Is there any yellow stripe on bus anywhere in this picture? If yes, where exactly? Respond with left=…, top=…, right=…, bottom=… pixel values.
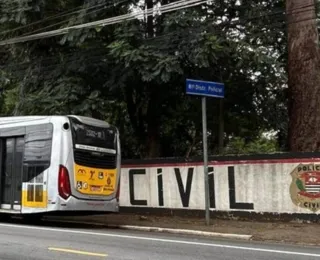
left=22, top=189, right=47, bottom=208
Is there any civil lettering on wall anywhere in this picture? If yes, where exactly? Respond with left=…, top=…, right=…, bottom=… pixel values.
left=119, top=159, right=320, bottom=214
left=124, top=165, right=255, bottom=211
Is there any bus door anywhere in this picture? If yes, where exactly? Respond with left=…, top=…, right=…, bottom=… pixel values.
left=0, top=137, right=24, bottom=211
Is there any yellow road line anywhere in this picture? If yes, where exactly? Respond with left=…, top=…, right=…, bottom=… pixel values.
left=48, top=247, right=107, bottom=257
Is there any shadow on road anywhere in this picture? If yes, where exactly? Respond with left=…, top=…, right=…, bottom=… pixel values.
left=0, top=215, right=115, bottom=231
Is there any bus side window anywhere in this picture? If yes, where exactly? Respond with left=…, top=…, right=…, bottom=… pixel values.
left=23, top=123, right=53, bottom=183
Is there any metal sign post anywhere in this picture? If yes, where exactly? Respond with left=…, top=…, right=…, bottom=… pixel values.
left=201, top=96, right=210, bottom=226
left=185, top=78, right=225, bottom=226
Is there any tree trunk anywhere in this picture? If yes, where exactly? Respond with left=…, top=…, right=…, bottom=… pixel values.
left=287, top=0, right=320, bottom=151
left=146, top=0, right=154, bottom=38
left=124, top=85, right=147, bottom=158
left=146, top=123, right=161, bottom=158
left=144, top=0, right=160, bottom=158
left=145, top=88, right=161, bottom=158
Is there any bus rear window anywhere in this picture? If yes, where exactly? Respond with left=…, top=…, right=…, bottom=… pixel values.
left=69, top=117, right=117, bottom=152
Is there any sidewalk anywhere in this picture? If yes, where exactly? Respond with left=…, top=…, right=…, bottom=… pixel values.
left=44, top=213, right=320, bottom=246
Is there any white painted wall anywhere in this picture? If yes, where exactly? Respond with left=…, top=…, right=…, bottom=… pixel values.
left=119, top=159, right=320, bottom=214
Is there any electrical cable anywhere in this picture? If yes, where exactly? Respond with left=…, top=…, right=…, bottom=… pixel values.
left=0, top=0, right=122, bottom=36
left=0, top=1, right=316, bottom=43
left=19, top=0, right=130, bottom=37
left=0, top=3, right=317, bottom=76
left=0, top=0, right=214, bottom=45
left=0, top=11, right=315, bottom=77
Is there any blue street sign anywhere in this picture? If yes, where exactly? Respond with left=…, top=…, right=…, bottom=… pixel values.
left=185, top=78, right=225, bottom=225
left=186, top=79, right=225, bottom=98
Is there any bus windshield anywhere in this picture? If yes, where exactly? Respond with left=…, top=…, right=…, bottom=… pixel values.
left=68, top=117, right=117, bottom=153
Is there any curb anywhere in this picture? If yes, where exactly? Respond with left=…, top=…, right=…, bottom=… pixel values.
left=116, top=225, right=252, bottom=240
left=42, top=218, right=252, bottom=240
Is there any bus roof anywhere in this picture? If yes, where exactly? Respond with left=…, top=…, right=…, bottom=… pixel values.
left=0, top=115, right=51, bottom=124
left=0, top=115, right=112, bottom=128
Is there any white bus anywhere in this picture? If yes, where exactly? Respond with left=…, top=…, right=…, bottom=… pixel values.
left=0, top=115, right=121, bottom=217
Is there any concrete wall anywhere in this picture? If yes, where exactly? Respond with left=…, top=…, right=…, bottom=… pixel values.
left=119, top=154, right=320, bottom=216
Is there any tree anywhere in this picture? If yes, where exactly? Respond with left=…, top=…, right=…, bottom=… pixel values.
left=106, top=1, right=288, bottom=158
left=287, top=0, right=320, bottom=151
left=0, top=0, right=289, bottom=158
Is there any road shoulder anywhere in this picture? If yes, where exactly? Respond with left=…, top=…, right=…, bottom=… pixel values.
left=43, top=213, right=320, bottom=246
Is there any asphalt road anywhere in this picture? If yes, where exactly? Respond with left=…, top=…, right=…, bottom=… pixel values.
left=0, top=221, right=320, bottom=260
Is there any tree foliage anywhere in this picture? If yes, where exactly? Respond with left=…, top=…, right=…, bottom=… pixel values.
left=0, top=0, right=289, bottom=158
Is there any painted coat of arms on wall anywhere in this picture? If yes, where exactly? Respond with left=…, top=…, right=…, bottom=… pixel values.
left=290, top=163, right=320, bottom=213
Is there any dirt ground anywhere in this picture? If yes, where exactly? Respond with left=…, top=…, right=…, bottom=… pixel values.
left=47, top=213, right=320, bottom=246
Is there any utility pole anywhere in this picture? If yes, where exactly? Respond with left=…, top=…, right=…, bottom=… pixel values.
left=287, top=0, right=320, bottom=151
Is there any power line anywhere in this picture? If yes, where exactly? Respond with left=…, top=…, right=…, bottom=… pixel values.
left=0, top=2, right=316, bottom=77
left=0, top=0, right=121, bottom=36
left=0, top=0, right=209, bottom=45
left=0, top=1, right=313, bottom=45
left=0, top=5, right=316, bottom=75
left=19, top=0, right=130, bottom=37
left=1, top=1, right=316, bottom=46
